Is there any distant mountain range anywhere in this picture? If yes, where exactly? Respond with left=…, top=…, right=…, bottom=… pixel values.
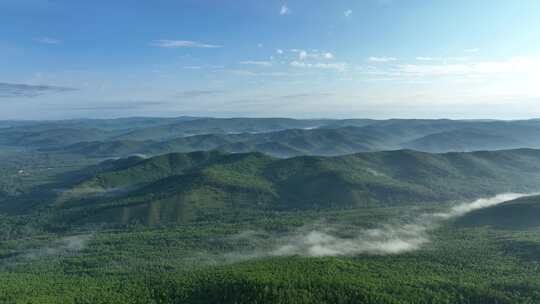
left=49, top=149, right=540, bottom=226
left=1, top=117, right=540, bottom=157
left=55, top=126, right=396, bottom=158
left=0, top=118, right=537, bottom=155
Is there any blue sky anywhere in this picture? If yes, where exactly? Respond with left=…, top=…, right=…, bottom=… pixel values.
left=1, top=0, right=539, bottom=120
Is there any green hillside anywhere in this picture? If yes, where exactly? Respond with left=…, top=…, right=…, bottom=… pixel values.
left=456, top=194, right=540, bottom=229
left=52, top=149, right=540, bottom=226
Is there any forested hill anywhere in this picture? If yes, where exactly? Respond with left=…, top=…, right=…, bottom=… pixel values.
left=51, top=148, right=540, bottom=226
left=455, top=194, right=540, bottom=229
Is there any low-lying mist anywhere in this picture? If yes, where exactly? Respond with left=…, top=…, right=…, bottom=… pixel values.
left=270, top=193, right=531, bottom=257
left=23, top=234, right=94, bottom=259
left=172, top=193, right=536, bottom=266
left=4, top=193, right=533, bottom=267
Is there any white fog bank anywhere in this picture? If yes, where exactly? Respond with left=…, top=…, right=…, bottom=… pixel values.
left=271, top=193, right=534, bottom=257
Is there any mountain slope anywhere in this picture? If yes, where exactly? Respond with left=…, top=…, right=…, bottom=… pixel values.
left=404, top=124, right=540, bottom=152
left=114, top=117, right=333, bottom=141
left=403, top=129, right=523, bottom=152
left=4, top=118, right=540, bottom=155
left=455, top=195, right=540, bottom=229
left=54, top=126, right=398, bottom=158
left=51, top=149, right=540, bottom=226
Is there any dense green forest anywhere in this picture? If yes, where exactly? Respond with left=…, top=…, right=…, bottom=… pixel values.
left=2, top=118, right=540, bottom=303
left=46, top=149, right=540, bottom=227
left=3, top=203, right=540, bottom=303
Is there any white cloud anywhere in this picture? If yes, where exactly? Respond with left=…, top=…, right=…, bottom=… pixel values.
left=280, top=4, right=290, bottom=15
left=344, top=9, right=353, bottom=17
left=398, top=63, right=471, bottom=76
left=183, top=66, right=203, bottom=70
left=368, top=56, right=397, bottom=62
left=229, top=70, right=258, bottom=76
left=415, top=57, right=437, bottom=61
left=33, top=37, right=62, bottom=44
left=398, top=57, right=540, bottom=78
left=183, top=65, right=224, bottom=70
left=240, top=61, right=272, bottom=67
left=151, top=40, right=222, bottom=48
left=276, top=49, right=284, bottom=54
left=297, top=50, right=335, bottom=60
left=415, top=56, right=470, bottom=62
left=354, top=57, right=540, bottom=103
left=290, top=61, right=347, bottom=71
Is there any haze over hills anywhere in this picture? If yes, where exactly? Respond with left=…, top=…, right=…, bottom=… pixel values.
left=56, top=126, right=396, bottom=158
left=1, top=117, right=540, bottom=157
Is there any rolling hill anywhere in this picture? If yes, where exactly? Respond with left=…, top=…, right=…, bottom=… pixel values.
left=455, top=195, right=540, bottom=229
left=50, top=149, right=540, bottom=226
left=56, top=126, right=397, bottom=158
left=404, top=123, right=540, bottom=152
left=113, top=117, right=333, bottom=141
left=29, top=118, right=540, bottom=158
left=403, top=129, right=524, bottom=152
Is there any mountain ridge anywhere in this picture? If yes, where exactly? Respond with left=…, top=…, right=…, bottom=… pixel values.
left=49, top=148, right=540, bottom=226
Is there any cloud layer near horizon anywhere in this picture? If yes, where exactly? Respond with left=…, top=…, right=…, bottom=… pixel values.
left=0, top=82, right=78, bottom=98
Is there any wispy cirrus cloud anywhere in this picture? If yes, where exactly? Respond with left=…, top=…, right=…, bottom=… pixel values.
left=64, top=100, right=163, bottom=111
left=239, top=60, right=272, bottom=67
left=289, top=49, right=334, bottom=60
left=290, top=61, right=347, bottom=71
left=33, top=37, right=62, bottom=44
left=398, top=57, right=540, bottom=77
left=368, top=56, right=397, bottom=62
left=227, top=92, right=334, bottom=106
left=415, top=56, right=470, bottom=62
left=183, top=65, right=224, bottom=70
left=229, top=70, right=258, bottom=76
left=298, top=50, right=334, bottom=60
left=176, top=89, right=225, bottom=98
left=151, top=40, right=222, bottom=48
left=415, top=57, right=438, bottom=61
left=356, top=56, right=540, bottom=100
left=279, top=93, right=334, bottom=100
left=358, top=57, right=540, bottom=80
left=0, top=82, right=78, bottom=98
